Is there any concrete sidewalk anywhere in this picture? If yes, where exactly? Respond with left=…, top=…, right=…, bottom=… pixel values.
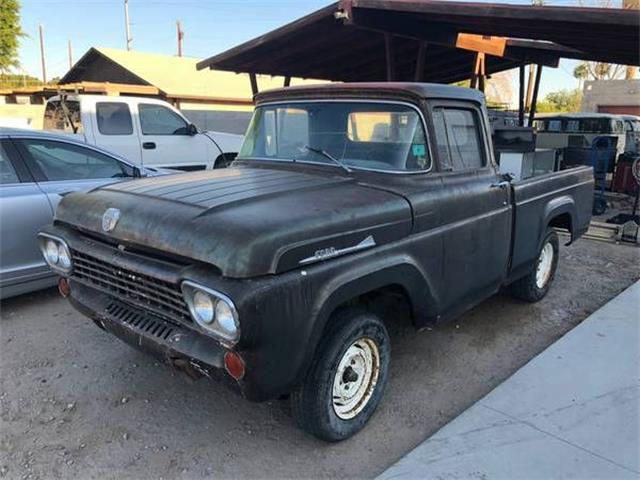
left=378, top=281, right=640, bottom=480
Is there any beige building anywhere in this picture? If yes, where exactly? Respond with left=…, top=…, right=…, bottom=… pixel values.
left=1, top=47, right=323, bottom=133
left=581, top=79, right=640, bottom=115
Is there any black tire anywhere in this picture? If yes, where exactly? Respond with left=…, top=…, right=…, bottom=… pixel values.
left=509, top=228, right=559, bottom=303
left=592, top=196, right=607, bottom=216
left=290, top=309, right=390, bottom=442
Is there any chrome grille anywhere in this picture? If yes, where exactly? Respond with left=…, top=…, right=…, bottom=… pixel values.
left=71, top=250, right=191, bottom=323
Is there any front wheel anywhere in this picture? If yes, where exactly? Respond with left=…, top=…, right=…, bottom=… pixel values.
left=290, top=309, right=390, bottom=442
left=509, top=228, right=559, bottom=302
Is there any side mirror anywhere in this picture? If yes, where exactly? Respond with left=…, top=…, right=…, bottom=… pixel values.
left=132, top=166, right=142, bottom=178
left=187, top=123, right=198, bottom=136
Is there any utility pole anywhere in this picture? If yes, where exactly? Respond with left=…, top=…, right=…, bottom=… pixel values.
left=176, top=20, right=184, bottom=57
left=39, top=24, right=47, bottom=84
left=124, top=0, right=133, bottom=51
left=67, top=40, right=73, bottom=70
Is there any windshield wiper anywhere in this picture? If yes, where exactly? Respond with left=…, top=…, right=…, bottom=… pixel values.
left=303, top=145, right=352, bottom=173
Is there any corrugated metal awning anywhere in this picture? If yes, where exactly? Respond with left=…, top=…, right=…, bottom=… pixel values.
left=196, top=0, right=639, bottom=83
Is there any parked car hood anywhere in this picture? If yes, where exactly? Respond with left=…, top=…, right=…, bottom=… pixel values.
left=55, top=166, right=412, bottom=278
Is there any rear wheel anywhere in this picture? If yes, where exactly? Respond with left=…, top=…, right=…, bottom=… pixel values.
left=509, top=227, right=559, bottom=302
left=290, top=309, right=390, bottom=442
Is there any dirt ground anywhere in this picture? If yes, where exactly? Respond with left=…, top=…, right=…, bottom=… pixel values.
left=1, top=238, right=638, bottom=480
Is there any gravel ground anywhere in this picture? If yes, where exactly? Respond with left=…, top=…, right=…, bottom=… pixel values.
left=1, top=238, right=638, bottom=480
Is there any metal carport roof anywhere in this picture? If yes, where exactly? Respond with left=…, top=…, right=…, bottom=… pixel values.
left=196, top=0, right=639, bottom=84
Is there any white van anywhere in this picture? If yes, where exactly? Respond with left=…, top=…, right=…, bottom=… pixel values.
left=533, top=113, right=628, bottom=156
left=43, top=94, right=243, bottom=170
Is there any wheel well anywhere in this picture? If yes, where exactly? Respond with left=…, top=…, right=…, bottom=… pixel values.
left=548, top=212, right=572, bottom=234
left=327, top=284, right=414, bottom=329
left=214, top=152, right=238, bottom=168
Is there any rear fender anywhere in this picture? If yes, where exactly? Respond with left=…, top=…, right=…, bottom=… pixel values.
left=543, top=195, right=577, bottom=246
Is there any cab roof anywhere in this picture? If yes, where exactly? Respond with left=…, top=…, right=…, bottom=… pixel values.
left=255, top=82, right=485, bottom=105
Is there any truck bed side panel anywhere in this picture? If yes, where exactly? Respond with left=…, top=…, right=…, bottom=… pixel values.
left=510, top=166, right=593, bottom=280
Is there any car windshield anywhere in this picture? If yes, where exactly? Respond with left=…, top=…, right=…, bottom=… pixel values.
left=238, top=102, right=431, bottom=172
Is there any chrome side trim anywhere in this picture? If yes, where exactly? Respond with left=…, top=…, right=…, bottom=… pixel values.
left=299, top=235, right=376, bottom=265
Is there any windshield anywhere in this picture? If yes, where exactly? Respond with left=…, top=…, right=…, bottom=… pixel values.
left=238, top=102, right=431, bottom=172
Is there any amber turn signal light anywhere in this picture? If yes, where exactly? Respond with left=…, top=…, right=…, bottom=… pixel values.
left=224, top=351, right=245, bottom=380
left=58, top=277, right=71, bottom=298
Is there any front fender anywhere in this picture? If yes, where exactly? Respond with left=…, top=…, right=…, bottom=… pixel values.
left=312, top=255, right=435, bottom=328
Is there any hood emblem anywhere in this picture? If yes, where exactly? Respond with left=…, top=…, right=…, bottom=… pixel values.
left=102, top=208, right=121, bottom=232
left=299, top=235, right=376, bottom=265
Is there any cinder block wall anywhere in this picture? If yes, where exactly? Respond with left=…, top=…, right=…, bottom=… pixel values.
left=0, top=104, right=45, bottom=129
left=581, top=79, right=640, bottom=113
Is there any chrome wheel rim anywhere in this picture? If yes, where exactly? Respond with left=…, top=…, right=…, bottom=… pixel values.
left=332, top=337, right=380, bottom=420
left=536, top=242, right=554, bottom=289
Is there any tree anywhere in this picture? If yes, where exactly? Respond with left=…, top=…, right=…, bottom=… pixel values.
left=537, top=89, right=582, bottom=113
left=573, top=63, right=589, bottom=88
left=0, top=0, right=25, bottom=73
left=573, top=60, right=626, bottom=82
left=0, top=73, right=41, bottom=89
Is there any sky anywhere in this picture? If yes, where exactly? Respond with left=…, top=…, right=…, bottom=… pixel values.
left=16, top=0, right=585, bottom=98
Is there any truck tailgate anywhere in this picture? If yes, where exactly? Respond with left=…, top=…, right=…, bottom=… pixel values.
left=510, top=166, right=593, bottom=277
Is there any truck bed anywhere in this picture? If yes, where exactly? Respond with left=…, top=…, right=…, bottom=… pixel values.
left=509, top=165, right=594, bottom=280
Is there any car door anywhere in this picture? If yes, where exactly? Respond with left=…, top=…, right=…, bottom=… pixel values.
left=0, top=139, right=54, bottom=293
left=137, top=102, right=212, bottom=170
left=12, top=137, right=137, bottom=212
left=427, top=101, right=512, bottom=312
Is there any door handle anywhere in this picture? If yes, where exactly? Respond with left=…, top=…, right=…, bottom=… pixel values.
left=142, top=142, right=156, bottom=150
left=490, top=180, right=510, bottom=189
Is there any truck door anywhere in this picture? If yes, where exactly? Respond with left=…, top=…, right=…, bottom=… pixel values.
left=91, top=101, right=143, bottom=164
left=136, top=102, right=212, bottom=170
left=429, top=102, right=512, bottom=311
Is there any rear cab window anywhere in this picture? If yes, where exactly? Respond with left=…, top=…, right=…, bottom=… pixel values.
left=96, top=102, right=134, bottom=135
left=43, top=99, right=83, bottom=134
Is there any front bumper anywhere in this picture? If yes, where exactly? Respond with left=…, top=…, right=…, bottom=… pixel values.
left=68, top=280, right=239, bottom=393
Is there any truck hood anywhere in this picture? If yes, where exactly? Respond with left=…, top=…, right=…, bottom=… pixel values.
left=55, top=166, right=412, bottom=278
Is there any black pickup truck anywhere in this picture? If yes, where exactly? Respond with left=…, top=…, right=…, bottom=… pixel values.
left=39, top=83, right=593, bottom=441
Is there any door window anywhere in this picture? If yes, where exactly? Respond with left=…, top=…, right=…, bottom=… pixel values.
left=96, top=102, right=133, bottom=135
left=18, top=139, right=133, bottom=181
left=139, top=104, right=189, bottom=135
left=432, top=107, right=485, bottom=171
left=0, top=145, right=20, bottom=184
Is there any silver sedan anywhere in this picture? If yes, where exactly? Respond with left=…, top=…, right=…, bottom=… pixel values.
left=0, top=127, right=165, bottom=299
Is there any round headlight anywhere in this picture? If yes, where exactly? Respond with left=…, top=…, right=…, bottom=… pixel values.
left=45, top=239, right=59, bottom=265
left=58, top=244, right=71, bottom=270
left=193, top=290, right=215, bottom=324
left=214, top=300, right=238, bottom=338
